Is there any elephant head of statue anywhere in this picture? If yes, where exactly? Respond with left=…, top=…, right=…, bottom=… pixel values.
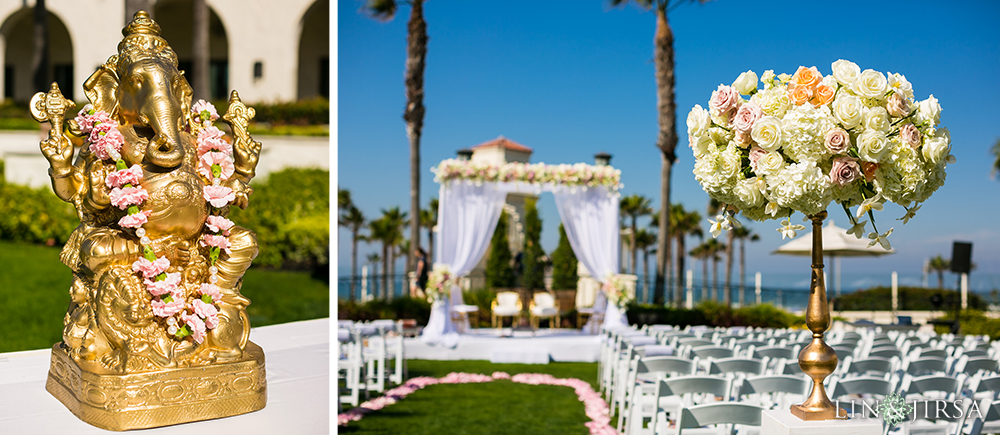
left=81, top=11, right=194, bottom=170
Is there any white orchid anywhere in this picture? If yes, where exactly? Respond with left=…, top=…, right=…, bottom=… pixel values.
left=867, top=228, right=894, bottom=250
left=708, top=214, right=736, bottom=238
left=898, top=204, right=921, bottom=224
left=765, top=202, right=780, bottom=217
left=777, top=218, right=806, bottom=240
left=847, top=219, right=868, bottom=239
left=856, top=194, right=884, bottom=219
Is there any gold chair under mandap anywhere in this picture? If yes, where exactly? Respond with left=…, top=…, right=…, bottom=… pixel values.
left=529, top=292, right=560, bottom=331
left=491, top=291, right=522, bottom=329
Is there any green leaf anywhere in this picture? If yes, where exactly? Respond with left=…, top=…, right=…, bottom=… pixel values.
left=210, top=246, right=220, bottom=265
left=116, top=159, right=127, bottom=170
left=143, top=246, right=157, bottom=262
left=202, top=294, right=213, bottom=304
left=174, top=325, right=191, bottom=338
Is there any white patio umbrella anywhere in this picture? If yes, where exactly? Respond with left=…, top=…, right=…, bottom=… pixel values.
left=772, top=220, right=894, bottom=297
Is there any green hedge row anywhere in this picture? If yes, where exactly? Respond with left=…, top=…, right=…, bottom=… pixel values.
left=0, top=164, right=78, bottom=244
left=338, top=297, right=432, bottom=325
left=833, top=286, right=986, bottom=311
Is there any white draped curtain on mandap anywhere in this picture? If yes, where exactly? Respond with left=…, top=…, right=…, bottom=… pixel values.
left=419, top=175, right=624, bottom=347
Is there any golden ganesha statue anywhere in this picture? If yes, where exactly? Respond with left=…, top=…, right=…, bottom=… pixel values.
left=31, top=11, right=266, bottom=430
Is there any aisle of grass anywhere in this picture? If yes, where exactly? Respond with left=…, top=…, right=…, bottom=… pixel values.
left=0, top=240, right=329, bottom=353
left=341, top=360, right=599, bottom=434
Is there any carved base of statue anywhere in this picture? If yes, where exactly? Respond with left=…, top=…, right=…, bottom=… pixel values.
left=46, top=341, right=266, bottom=431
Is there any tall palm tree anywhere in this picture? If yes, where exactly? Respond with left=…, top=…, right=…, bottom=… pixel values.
left=670, top=204, right=702, bottom=305
left=992, top=138, right=1000, bottom=179
left=366, top=252, right=381, bottom=299
left=380, top=207, right=409, bottom=300
left=610, top=0, right=710, bottom=306
left=620, top=194, right=653, bottom=276
left=690, top=243, right=709, bottom=301
left=421, top=197, right=438, bottom=262
left=338, top=188, right=353, bottom=211
left=338, top=205, right=366, bottom=302
left=367, top=218, right=392, bottom=299
left=733, top=226, right=759, bottom=305
left=928, top=255, right=951, bottom=290
left=365, top=0, right=428, bottom=276
left=634, top=227, right=657, bottom=303
left=703, top=238, right=724, bottom=300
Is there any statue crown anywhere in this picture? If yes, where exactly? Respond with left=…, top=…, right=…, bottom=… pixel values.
left=116, top=11, right=178, bottom=72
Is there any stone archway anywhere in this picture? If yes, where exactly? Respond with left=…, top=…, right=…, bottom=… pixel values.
left=297, top=0, right=328, bottom=100
left=0, top=8, right=74, bottom=101
left=153, top=0, right=230, bottom=100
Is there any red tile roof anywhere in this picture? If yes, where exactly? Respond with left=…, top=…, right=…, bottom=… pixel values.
left=471, top=136, right=533, bottom=153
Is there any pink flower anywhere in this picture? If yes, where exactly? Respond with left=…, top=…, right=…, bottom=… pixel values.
left=205, top=215, right=235, bottom=235
left=197, top=136, right=233, bottom=157
left=491, top=372, right=511, bottom=380
left=201, top=234, right=232, bottom=254
left=198, top=152, right=235, bottom=181
left=89, top=122, right=124, bottom=160
left=151, top=299, right=185, bottom=317
left=191, top=100, right=219, bottom=122
left=144, top=272, right=181, bottom=296
left=181, top=312, right=208, bottom=343
left=198, top=283, right=223, bottom=303
left=203, top=185, right=235, bottom=208
left=825, top=128, right=851, bottom=155
left=709, top=84, right=740, bottom=115
left=192, top=298, right=219, bottom=320
left=105, top=164, right=144, bottom=189
left=732, top=102, right=762, bottom=132
left=829, top=156, right=861, bottom=187
left=204, top=312, right=220, bottom=329
left=900, top=123, right=922, bottom=149
left=132, top=256, right=170, bottom=279
left=118, top=210, right=152, bottom=228
left=109, top=186, right=149, bottom=209
left=198, top=125, right=225, bottom=142
left=887, top=91, right=910, bottom=118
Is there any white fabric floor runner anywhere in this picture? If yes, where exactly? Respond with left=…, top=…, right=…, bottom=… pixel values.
left=405, top=329, right=601, bottom=364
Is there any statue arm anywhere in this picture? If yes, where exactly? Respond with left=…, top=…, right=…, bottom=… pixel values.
left=221, top=91, right=262, bottom=184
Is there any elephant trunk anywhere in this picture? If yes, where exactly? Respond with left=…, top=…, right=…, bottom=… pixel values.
left=143, top=99, right=185, bottom=169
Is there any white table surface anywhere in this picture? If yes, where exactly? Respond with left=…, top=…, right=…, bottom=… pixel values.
left=0, top=318, right=330, bottom=434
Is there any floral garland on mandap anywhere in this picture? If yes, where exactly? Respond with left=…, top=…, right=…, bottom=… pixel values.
left=601, top=274, right=633, bottom=310
left=74, top=99, right=235, bottom=343
left=424, top=264, right=454, bottom=303
left=337, top=371, right=616, bottom=435
left=688, top=60, right=952, bottom=249
left=432, top=159, right=623, bottom=193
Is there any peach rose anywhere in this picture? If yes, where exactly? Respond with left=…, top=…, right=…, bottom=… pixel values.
left=734, top=129, right=751, bottom=147
left=709, top=84, right=740, bottom=115
left=732, top=102, right=763, bottom=132
left=789, top=85, right=813, bottom=106
left=791, top=66, right=822, bottom=89
left=861, top=162, right=879, bottom=183
left=830, top=156, right=861, bottom=186
left=748, top=146, right=767, bottom=173
left=825, top=128, right=851, bottom=154
left=811, top=85, right=836, bottom=106
left=887, top=91, right=910, bottom=118
left=900, top=123, right=922, bottom=149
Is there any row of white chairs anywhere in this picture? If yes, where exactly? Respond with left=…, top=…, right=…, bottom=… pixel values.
left=337, top=319, right=407, bottom=408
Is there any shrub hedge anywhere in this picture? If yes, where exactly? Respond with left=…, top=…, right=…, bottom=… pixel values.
left=338, top=297, right=431, bottom=325
left=833, top=286, right=985, bottom=311
left=0, top=163, right=78, bottom=244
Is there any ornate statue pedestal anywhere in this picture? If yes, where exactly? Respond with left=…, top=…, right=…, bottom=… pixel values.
left=46, top=341, right=267, bottom=431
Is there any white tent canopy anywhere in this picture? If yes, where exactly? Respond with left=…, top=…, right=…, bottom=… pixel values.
left=773, top=220, right=894, bottom=297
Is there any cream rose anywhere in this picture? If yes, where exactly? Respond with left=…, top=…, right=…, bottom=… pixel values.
left=831, top=59, right=860, bottom=87
left=710, top=84, right=740, bottom=115
left=824, top=128, right=851, bottom=154
left=916, top=95, right=941, bottom=126
left=755, top=151, right=785, bottom=175
left=922, top=127, right=951, bottom=164
left=829, top=156, right=861, bottom=186
left=732, top=70, right=759, bottom=95
left=732, top=102, right=763, bottom=132
left=691, top=133, right=714, bottom=157
left=864, top=107, right=891, bottom=133
left=687, top=105, right=712, bottom=137
left=857, top=129, right=889, bottom=162
left=718, top=145, right=741, bottom=177
left=735, top=177, right=764, bottom=206
left=750, top=116, right=783, bottom=152
left=887, top=72, right=913, bottom=98
left=900, top=123, right=921, bottom=149
left=854, top=69, right=888, bottom=99
left=886, top=91, right=910, bottom=118
left=833, top=95, right=863, bottom=129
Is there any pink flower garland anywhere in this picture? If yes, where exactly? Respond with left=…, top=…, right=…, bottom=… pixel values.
left=336, top=371, right=615, bottom=434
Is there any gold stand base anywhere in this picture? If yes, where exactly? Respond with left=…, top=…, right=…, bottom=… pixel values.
left=46, top=341, right=267, bottom=431
left=790, top=403, right=838, bottom=421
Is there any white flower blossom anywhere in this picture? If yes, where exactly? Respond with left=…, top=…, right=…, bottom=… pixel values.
left=847, top=219, right=868, bottom=239
left=777, top=218, right=806, bottom=240
left=867, top=228, right=894, bottom=250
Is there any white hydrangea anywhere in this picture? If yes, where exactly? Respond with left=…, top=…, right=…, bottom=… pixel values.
left=734, top=176, right=766, bottom=208
left=693, top=143, right=742, bottom=205
left=766, top=161, right=833, bottom=216
left=780, top=105, right=837, bottom=163
left=750, top=86, right=791, bottom=118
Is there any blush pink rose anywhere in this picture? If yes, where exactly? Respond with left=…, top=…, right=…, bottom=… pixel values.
left=709, top=84, right=740, bottom=115
left=748, top=146, right=767, bottom=172
left=732, top=102, right=762, bottom=132
left=132, top=256, right=170, bottom=279
left=110, top=186, right=149, bottom=209
left=151, top=299, right=185, bottom=317
left=105, top=164, right=144, bottom=189
left=191, top=99, right=219, bottom=121
left=144, top=272, right=182, bottom=296
left=197, top=136, right=233, bottom=157
left=198, top=152, right=236, bottom=181
left=900, top=123, right=921, bottom=148
left=201, top=234, right=232, bottom=254
left=205, top=215, right=235, bottom=235
left=118, top=210, right=152, bottom=228
left=203, top=185, right=236, bottom=208
left=825, top=128, right=851, bottom=155
left=829, top=156, right=861, bottom=186
left=887, top=91, right=910, bottom=118
left=181, top=312, right=208, bottom=343
left=734, top=129, right=751, bottom=147
left=198, top=283, right=223, bottom=303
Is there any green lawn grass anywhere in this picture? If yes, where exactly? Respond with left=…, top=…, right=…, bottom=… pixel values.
left=0, top=240, right=328, bottom=353
left=341, top=360, right=598, bottom=434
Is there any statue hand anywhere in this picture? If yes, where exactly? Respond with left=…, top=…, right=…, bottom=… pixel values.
left=225, top=178, right=252, bottom=210
left=40, top=135, right=74, bottom=173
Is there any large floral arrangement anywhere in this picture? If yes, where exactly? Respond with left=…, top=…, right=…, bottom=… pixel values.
left=689, top=60, right=952, bottom=249
left=602, top=274, right=633, bottom=309
left=433, top=159, right=622, bottom=193
left=425, top=264, right=455, bottom=303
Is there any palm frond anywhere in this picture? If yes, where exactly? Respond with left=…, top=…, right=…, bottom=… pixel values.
left=364, top=0, right=397, bottom=21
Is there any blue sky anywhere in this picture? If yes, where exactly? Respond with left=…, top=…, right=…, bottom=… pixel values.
left=337, top=0, right=1000, bottom=290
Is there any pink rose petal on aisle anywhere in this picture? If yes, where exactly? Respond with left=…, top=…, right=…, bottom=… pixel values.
left=110, top=186, right=149, bottom=209
left=118, top=209, right=152, bottom=228
left=203, top=185, right=236, bottom=208
left=132, top=256, right=170, bottom=279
